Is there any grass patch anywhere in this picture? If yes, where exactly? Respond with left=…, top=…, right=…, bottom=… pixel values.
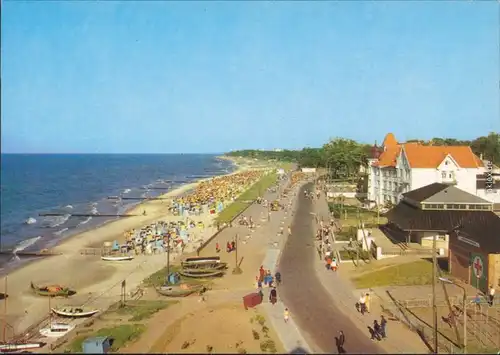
left=328, top=203, right=388, bottom=228
left=215, top=172, right=278, bottom=223
left=352, top=260, right=445, bottom=288
left=66, top=324, right=146, bottom=353
left=338, top=248, right=370, bottom=262
left=142, top=266, right=213, bottom=288
left=143, top=266, right=181, bottom=287
left=106, top=300, right=176, bottom=321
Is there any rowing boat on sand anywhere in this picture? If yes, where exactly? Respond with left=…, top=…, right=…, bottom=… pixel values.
left=101, top=255, right=134, bottom=262
left=51, top=306, right=99, bottom=318
left=178, top=269, right=225, bottom=278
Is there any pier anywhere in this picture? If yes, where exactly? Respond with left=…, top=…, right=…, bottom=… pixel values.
left=38, top=213, right=137, bottom=217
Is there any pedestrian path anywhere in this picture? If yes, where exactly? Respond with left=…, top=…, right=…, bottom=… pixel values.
left=261, top=301, right=312, bottom=354
left=313, top=192, right=431, bottom=354
left=259, top=181, right=314, bottom=354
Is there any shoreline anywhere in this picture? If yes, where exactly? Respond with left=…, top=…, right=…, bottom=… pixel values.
left=0, top=157, right=242, bottom=275
left=0, top=156, right=274, bottom=338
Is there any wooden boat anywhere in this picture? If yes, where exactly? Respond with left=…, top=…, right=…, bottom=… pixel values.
left=179, top=269, right=225, bottom=278
left=101, top=255, right=134, bottom=262
left=155, top=284, right=203, bottom=297
left=51, top=306, right=99, bottom=318
left=39, top=323, right=75, bottom=338
left=0, top=342, right=45, bottom=352
left=30, top=282, right=75, bottom=297
left=181, top=262, right=227, bottom=270
left=183, top=256, right=221, bottom=265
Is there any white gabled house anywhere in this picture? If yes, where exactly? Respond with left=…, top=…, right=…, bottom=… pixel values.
left=367, top=133, right=500, bottom=207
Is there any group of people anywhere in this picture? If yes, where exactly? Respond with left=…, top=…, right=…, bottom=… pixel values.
left=356, top=292, right=371, bottom=315
left=369, top=316, right=388, bottom=341
left=170, top=170, right=264, bottom=217
left=123, top=220, right=198, bottom=255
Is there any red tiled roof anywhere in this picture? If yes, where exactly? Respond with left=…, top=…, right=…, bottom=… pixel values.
left=382, top=133, right=398, bottom=147
left=403, top=144, right=484, bottom=169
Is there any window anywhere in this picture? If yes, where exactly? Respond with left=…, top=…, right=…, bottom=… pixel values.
left=442, top=172, right=447, bottom=178
left=445, top=161, right=449, bottom=165
left=446, top=204, right=454, bottom=209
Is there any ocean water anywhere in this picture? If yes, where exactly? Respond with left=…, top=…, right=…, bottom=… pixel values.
left=0, top=154, right=234, bottom=260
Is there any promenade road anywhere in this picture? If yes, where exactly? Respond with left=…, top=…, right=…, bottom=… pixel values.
left=278, top=182, right=384, bottom=354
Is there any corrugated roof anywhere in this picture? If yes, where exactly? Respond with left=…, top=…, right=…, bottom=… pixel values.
left=424, top=186, right=491, bottom=204
left=402, top=183, right=449, bottom=203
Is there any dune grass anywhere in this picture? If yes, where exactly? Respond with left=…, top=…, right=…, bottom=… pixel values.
left=106, top=300, right=177, bottom=322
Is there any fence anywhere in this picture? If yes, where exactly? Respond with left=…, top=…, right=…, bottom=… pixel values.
left=381, top=295, right=500, bottom=353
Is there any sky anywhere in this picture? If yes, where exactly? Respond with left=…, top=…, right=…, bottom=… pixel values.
left=1, top=1, right=499, bottom=154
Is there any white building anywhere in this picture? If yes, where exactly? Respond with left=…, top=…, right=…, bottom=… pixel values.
left=367, top=133, right=500, bottom=206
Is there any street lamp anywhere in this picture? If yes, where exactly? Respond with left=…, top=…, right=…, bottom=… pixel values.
left=439, top=277, right=467, bottom=354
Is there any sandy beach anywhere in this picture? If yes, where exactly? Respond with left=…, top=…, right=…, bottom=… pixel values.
left=0, top=157, right=273, bottom=339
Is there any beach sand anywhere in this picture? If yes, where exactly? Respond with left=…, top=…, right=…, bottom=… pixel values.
left=116, top=172, right=302, bottom=355
left=0, top=157, right=271, bottom=339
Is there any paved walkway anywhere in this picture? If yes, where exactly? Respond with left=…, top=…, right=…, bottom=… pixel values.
left=313, top=192, right=431, bottom=354
left=278, top=182, right=383, bottom=354
left=259, top=180, right=313, bottom=354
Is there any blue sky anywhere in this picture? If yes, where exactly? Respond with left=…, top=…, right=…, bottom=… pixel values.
left=1, top=1, right=498, bottom=153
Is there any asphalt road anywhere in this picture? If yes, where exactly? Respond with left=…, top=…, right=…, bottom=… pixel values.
left=278, top=182, right=384, bottom=354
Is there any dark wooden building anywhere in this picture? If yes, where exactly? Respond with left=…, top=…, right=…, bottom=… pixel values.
left=384, top=183, right=500, bottom=292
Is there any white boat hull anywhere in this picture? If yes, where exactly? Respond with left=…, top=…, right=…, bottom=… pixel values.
left=39, top=324, right=75, bottom=338
left=0, top=342, right=44, bottom=352
left=51, top=308, right=99, bottom=318
left=101, top=256, right=134, bottom=261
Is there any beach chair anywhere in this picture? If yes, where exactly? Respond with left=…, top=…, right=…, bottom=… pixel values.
left=112, top=240, right=120, bottom=252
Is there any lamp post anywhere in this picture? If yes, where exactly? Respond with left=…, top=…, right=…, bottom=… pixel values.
left=439, top=277, right=467, bottom=354
left=233, top=234, right=242, bottom=274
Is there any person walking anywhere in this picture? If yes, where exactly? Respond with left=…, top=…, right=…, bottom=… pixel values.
left=365, top=293, right=371, bottom=313
left=337, top=331, right=345, bottom=353
left=373, top=320, right=382, bottom=341
left=380, top=315, right=387, bottom=339
left=215, top=241, right=220, bottom=253
left=275, top=271, right=282, bottom=286
left=284, top=308, right=290, bottom=323
left=358, top=294, right=367, bottom=315
left=473, top=293, right=482, bottom=311
left=489, top=285, right=496, bottom=307
left=269, top=287, right=278, bottom=305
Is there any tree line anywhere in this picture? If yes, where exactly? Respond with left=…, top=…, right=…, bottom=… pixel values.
left=225, top=132, right=500, bottom=177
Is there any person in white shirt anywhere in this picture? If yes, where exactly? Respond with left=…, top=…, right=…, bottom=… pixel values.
left=358, top=294, right=367, bottom=315
left=489, top=285, right=496, bottom=306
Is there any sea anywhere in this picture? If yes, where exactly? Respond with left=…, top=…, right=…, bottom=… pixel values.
left=0, top=154, right=235, bottom=271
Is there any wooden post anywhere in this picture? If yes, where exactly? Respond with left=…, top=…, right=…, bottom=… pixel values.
left=432, top=235, right=439, bottom=353
left=166, top=236, right=171, bottom=284
left=3, top=277, right=7, bottom=342
left=121, top=280, right=126, bottom=308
